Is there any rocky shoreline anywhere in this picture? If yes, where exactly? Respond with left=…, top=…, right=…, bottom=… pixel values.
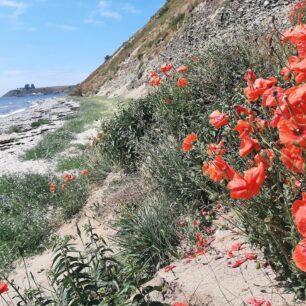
left=0, top=98, right=79, bottom=175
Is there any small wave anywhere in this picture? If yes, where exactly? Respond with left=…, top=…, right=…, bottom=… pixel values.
left=0, top=108, right=26, bottom=118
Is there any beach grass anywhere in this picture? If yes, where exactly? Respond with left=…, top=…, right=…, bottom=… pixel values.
left=22, top=96, right=118, bottom=161
left=0, top=173, right=89, bottom=269
left=31, top=118, right=50, bottom=128
left=56, top=154, right=87, bottom=171
left=23, top=129, right=75, bottom=160
left=6, top=125, right=22, bottom=134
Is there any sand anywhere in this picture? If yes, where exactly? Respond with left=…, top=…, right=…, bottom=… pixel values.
left=0, top=97, right=79, bottom=175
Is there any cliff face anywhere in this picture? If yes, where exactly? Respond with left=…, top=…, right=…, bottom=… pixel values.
left=72, top=0, right=294, bottom=99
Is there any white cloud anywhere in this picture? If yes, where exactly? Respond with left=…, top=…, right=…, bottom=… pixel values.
left=98, top=0, right=110, bottom=9
left=122, top=3, right=141, bottom=14
left=57, top=24, right=77, bottom=31
left=46, top=23, right=77, bottom=31
left=98, top=0, right=121, bottom=20
left=83, top=18, right=104, bottom=25
left=100, top=10, right=121, bottom=19
left=0, top=0, right=27, bottom=18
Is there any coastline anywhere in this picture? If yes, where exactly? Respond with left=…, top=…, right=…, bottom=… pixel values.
left=0, top=97, right=79, bottom=175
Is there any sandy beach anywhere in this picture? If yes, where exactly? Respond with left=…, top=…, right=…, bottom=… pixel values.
left=0, top=97, right=79, bottom=175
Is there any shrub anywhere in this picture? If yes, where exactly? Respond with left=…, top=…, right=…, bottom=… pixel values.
left=100, top=98, right=158, bottom=170
left=141, top=134, right=215, bottom=206
left=113, top=193, right=180, bottom=273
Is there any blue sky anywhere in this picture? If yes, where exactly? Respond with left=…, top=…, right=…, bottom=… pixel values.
left=0, top=0, right=165, bottom=95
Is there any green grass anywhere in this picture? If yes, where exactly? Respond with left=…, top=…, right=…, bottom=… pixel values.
left=0, top=173, right=89, bottom=269
left=31, top=118, right=50, bottom=128
left=113, top=193, right=180, bottom=273
left=56, top=154, right=88, bottom=171
left=23, top=97, right=118, bottom=161
left=6, top=125, right=21, bottom=134
left=23, top=129, right=74, bottom=160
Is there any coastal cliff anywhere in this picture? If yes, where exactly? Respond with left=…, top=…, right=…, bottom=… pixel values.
left=72, top=0, right=293, bottom=99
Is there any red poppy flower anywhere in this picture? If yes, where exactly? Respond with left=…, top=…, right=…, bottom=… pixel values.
left=254, top=149, right=275, bottom=169
left=182, top=132, right=197, bottom=152
left=244, top=77, right=278, bottom=102
left=0, top=282, right=9, bottom=294
left=172, top=302, right=189, bottom=306
left=281, top=145, right=305, bottom=173
left=227, top=250, right=235, bottom=258
left=292, top=193, right=306, bottom=237
left=278, top=118, right=306, bottom=147
left=81, top=170, right=89, bottom=175
left=149, top=76, right=161, bottom=86
left=239, top=137, right=261, bottom=157
left=150, top=71, right=158, bottom=78
left=244, top=69, right=256, bottom=87
left=280, top=66, right=291, bottom=81
left=233, top=120, right=253, bottom=139
left=164, top=265, right=176, bottom=272
left=286, top=84, right=306, bottom=114
left=207, top=141, right=225, bottom=156
left=296, top=71, right=306, bottom=83
left=245, top=253, right=257, bottom=260
left=196, top=232, right=207, bottom=248
left=227, top=163, right=265, bottom=200
left=234, top=105, right=250, bottom=116
left=61, top=184, right=67, bottom=192
left=177, top=78, right=188, bottom=87
left=192, top=220, right=200, bottom=227
left=50, top=182, right=56, bottom=193
left=230, top=242, right=244, bottom=252
left=298, top=41, right=306, bottom=59
left=209, top=110, right=229, bottom=128
left=283, top=24, right=306, bottom=45
left=255, top=118, right=268, bottom=133
left=293, top=239, right=306, bottom=272
left=202, top=156, right=237, bottom=182
left=160, top=63, right=174, bottom=74
left=177, top=66, right=188, bottom=73
left=231, top=258, right=247, bottom=268
left=164, top=98, right=172, bottom=105
left=261, top=87, right=285, bottom=108
left=246, top=297, right=271, bottom=306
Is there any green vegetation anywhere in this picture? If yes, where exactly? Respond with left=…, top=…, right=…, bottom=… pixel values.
left=30, top=118, right=50, bottom=128
left=23, top=97, right=117, bottom=160
left=114, top=193, right=180, bottom=273
left=56, top=154, right=87, bottom=171
left=6, top=125, right=21, bottom=134
left=0, top=173, right=89, bottom=269
left=6, top=226, right=168, bottom=305
left=23, top=129, right=75, bottom=160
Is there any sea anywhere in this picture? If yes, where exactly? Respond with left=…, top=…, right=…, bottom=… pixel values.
left=0, top=93, right=66, bottom=117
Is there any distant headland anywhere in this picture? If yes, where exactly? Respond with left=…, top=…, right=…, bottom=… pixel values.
left=2, top=84, right=77, bottom=98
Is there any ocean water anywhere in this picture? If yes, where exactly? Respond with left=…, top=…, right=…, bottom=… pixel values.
left=0, top=93, right=66, bottom=117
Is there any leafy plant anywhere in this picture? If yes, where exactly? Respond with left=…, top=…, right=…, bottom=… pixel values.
left=5, top=225, right=169, bottom=306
